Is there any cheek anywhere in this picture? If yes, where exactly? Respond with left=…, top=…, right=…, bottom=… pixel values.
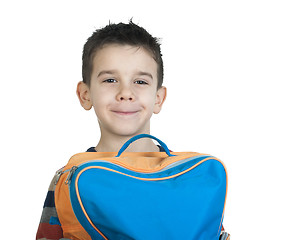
left=91, top=86, right=114, bottom=107
left=91, top=95, right=107, bottom=118
left=140, top=91, right=157, bottom=110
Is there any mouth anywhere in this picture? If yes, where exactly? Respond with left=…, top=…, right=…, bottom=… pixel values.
left=112, top=110, right=140, bottom=116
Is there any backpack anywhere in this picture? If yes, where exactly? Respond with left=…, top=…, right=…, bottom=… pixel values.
left=55, top=134, right=229, bottom=240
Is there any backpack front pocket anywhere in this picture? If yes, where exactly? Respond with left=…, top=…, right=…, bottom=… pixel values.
left=68, top=156, right=227, bottom=240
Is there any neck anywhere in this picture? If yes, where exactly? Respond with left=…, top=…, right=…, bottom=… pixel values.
left=95, top=130, right=159, bottom=153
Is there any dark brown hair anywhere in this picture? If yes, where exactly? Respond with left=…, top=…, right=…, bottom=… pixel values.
left=82, top=20, right=163, bottom=89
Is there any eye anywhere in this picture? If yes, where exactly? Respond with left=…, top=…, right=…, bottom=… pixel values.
left=103, top=78, right=117, bottom=83
left=135, top=80, right=148, bottom=85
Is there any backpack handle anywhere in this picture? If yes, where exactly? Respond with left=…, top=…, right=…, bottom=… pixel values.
left=116, top=134, right=175, bottom=157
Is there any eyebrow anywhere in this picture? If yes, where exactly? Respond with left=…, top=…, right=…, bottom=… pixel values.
left=97, top=70, right=117, bottom=78
left=136, top=71, right=153, bottom=80
left=97, top=70, right=153, bottom=80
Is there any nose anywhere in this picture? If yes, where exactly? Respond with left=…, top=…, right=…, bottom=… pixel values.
left=116, top=84, right=135, bottom=101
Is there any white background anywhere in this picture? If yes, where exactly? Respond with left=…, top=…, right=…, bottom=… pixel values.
left=1, top=0, right=281, bottom=239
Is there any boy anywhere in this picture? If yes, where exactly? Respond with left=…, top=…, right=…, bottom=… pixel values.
left=36, top=20, right=167, bottom=240
left=36, top=21, right=229, bottom=240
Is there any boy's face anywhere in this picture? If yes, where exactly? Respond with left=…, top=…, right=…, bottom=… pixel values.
left=78, top=44, right=166, bottom=137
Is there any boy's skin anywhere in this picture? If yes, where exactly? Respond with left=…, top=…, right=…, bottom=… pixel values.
left=76, top=44, right=167, bottom=152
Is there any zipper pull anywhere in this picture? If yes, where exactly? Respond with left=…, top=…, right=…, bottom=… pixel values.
left=64, top=166, right=78, bottom=185
left=54, top=166, right=66, bottom=185
left=54, top=169, right=64, bottom=185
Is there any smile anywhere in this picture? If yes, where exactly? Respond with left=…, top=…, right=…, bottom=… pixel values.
left=112, top=111, right=139, bottom=116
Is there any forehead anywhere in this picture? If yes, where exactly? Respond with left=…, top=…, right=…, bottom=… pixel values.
left=92, top=44, right=158, bottom=76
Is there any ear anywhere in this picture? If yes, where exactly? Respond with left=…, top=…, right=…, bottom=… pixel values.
left=76, top=81, right=92, bottom=110
left=153, top=86, right=167, bottom=114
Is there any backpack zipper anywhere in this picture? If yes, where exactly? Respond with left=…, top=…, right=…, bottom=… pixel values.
left=65, top=166, right=78, bottom=185
left=54, top=167, right=73, bottom=185
left=62, top=155, right=211, bottom=186
left=54, top=167, right=65, bottom=185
